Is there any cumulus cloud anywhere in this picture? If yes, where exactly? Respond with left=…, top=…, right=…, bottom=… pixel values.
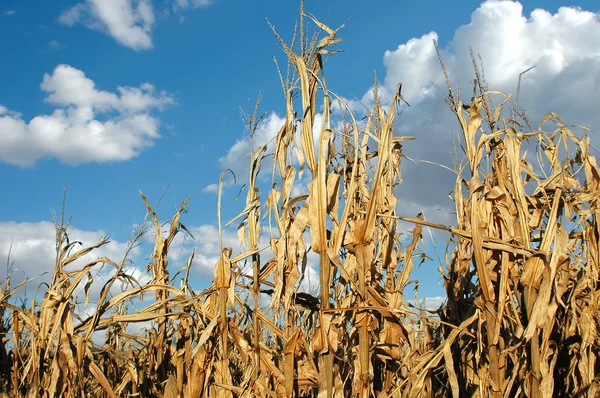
left=217, top=112, right=286, bottom=183
left=141, top=220, right=315, bottom=296
left=212, top=1, right=600, bottom=236
left=0, top=218, right=255, bottom=310
left=201, top=1, right=600, bottom=300
left=0, top=221, right=144, bottom=300
left=0, top=64, right=174, bottom=166
left=181, top=224, right=240, bottom=277
left=59, top=0, right=215, bottom=50
left=211, top=111, right=327, bottom=192
left=143, top=223, right=242, bottom=278
left=202, top=183, right=219, bottom=194
left=332, top=1, right=600, bottom=225
left=59, top=0, right=155, bottom=50
left=0, top=220, right=160, bottom=346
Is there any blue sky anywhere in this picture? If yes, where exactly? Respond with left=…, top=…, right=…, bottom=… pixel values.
left=1, top=0, right=600, bottom=303
left=0, top=0, right=478, bottom=233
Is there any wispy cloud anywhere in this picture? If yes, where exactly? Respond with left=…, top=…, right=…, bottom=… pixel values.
left=202, top=183, right=219, bottom=194
left=46, top=40, right=62, bottom=52
left=173, top=0, right=214, bottom=10
left=1, top=9, right=16, bottom=17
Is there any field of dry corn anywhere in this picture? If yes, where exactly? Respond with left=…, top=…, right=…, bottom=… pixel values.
left=1, top=6, right=599, bottom=398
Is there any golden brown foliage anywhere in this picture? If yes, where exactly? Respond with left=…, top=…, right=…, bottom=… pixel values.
left=1, top=6, right=599, bottom=397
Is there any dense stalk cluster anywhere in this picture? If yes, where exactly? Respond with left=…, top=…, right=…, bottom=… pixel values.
left=1, top=6, right=598, bottom=397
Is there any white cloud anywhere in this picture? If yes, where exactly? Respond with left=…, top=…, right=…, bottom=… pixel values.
left=0, top=220, right=161, bottom=347
left=201, top=0, right=600, bottom=302
left=174, top=0, right=213, bottom=10
left=377, top=2, right=600, bottom=109
left=331, top=95, right=367, bottom=115
left=340, top=1, right=600, bottom=222
left=41, top=66, right=172, bottom=112
left=217, top=112, right=286, bottom=183
left=47, top=40, right=61, bottom=51
left=208, top=1, right=600, bottom=262
left=383, top=32, right=442, bottom=105
left=1, top=9, right=16, bottom=17
left=178, top=224, right=239, bottom=277
left=202, top=183, right=219, bottom=194
left=59, top=0, right=214, bottom=50
left=143, top=223, right=241, bottom=278
left=395, top=199, right=454, bottom=240
left=0, top=218, right=257, bottom=306
left=59, top=0, right=154, bottom=50
left=0, top=64, right=174, bottom=166
left=298, top=248, right=319, bottom=295
left=58, top=4, right=86, bottom=26
left=213, top=111, right=326, bottom=192
left=290, top=173, right=310, bottom=198
left=0, top=221, right=143, bottom=299
left=412, top=296, right=446, bottom=312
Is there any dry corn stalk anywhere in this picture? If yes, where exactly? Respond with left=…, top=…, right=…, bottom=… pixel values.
left=0, top=3, right=598, bottom=397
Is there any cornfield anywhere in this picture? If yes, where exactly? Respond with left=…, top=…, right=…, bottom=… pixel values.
left=1, top=5, right=599, bottom=397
